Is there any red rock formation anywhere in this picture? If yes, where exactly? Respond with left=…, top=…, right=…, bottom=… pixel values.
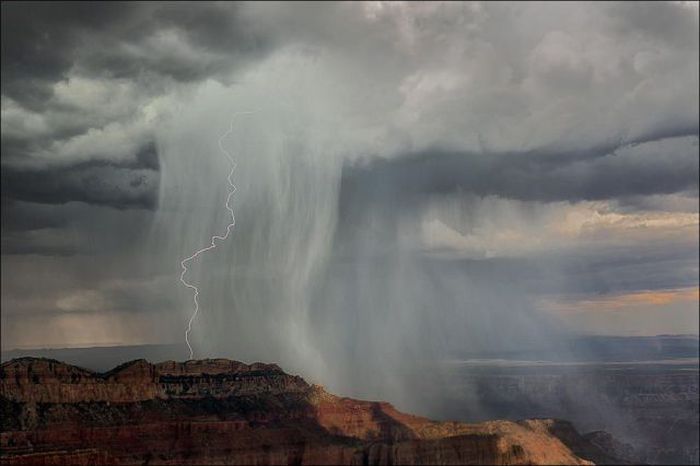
left=0, top=357, right=605, bottom=465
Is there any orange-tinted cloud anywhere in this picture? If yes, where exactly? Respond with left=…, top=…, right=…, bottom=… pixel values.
left=541, top=287, right=700, bottom=314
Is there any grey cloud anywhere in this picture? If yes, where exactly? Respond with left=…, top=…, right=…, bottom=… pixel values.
left=1, top=1, right=698, bottom=375
left=1, top=2, right=271, bottom=217
left=605, top=1, right=700, bottom=48
left=613, top=191, right=700, bottom=213
left=534, top=244, right=698, bottom=297
left=1, top=232, right=81, bottom=257
left=1, top=163, right=158, bottom=209
left=1, top=199, right=155, bottom=257
left=1, top=2, right=271, bottom=109
left=0, top=198, right=73, bottom=233
left=1, top=137, right=159, bottom=257
left=1, top=2, right=141, bottom=110
left=339, top=134, right=699, bottom=221
left=414, top=240, right=698, bottom=302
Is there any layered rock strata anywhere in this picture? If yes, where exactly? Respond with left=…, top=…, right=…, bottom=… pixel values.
left=1, top=358, right=611, bottom=465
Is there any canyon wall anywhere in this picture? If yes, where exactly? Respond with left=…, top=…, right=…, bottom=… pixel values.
left=1, top=358, right=615, bottom=465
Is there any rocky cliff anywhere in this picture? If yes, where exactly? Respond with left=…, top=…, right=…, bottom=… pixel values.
left=0, top=357, right=613, bottom=465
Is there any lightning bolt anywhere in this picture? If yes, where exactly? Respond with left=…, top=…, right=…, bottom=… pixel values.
left=180, top=111, right=255, bottom=359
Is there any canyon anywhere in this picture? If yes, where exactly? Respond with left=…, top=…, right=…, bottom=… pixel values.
left=0, top=357, right=621, bottom=465
left=429, top=361, right=699, bottom=464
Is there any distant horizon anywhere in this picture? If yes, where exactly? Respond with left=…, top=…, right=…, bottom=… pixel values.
left=3, top=332, right=699, bottom=354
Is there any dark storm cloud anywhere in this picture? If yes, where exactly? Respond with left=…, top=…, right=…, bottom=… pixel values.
left=1, top=198, right=72, bottom=233
left=1, top=2, right=271, bottom=109
left=3, top=1, right=697, bottom=214
left=2, top=137, right=159, bottom=211
left=528, top=122, right=700, bottom=168
left=339, top=134, right=699, bottom=219
left=1, top=1, right=273, bottom=224
left=1, top=1, right=698, bottom=352
left=1, top=199, right=156, bottom=256
left=1, top=163, right=158, bottom=209
left=423, top=239, right=698, bottom=299
left=605, top=1, right=700, bottom=49
left=1, top=233, right=81, bottom=257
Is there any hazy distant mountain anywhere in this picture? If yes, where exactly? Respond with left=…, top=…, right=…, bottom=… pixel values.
left=450, top=334, right=699, bottom=363
left=1, top=344, right=185, bottom=372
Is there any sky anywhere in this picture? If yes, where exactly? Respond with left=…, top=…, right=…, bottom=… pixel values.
left=1, top=1, right=698, bottom=373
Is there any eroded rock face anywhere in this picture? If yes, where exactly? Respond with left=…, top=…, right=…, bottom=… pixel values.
left=0, top=358, right=604, bottom=465
left=0, top=358, right=306, bottom=404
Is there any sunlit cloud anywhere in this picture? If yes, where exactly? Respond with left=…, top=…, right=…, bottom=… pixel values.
left=540, top=287, right=700, bottom=314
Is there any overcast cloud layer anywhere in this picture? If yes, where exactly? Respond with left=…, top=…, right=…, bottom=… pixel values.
left=1, top=3, right=698, bottom=401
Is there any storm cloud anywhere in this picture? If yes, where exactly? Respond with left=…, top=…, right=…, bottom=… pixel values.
left=340, top=134, right=699, bottom=219
left=1, top=2, right=698, bottom=400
